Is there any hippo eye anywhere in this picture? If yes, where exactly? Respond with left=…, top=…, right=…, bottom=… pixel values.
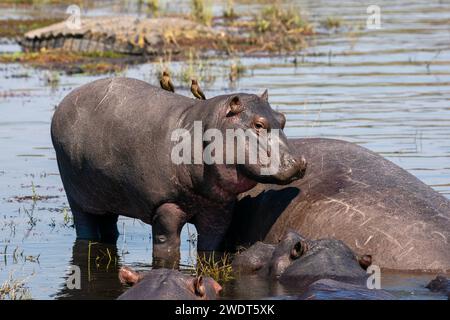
left=193, top=276, right=206, bottom=297
left=253, top=116, right=269, bottom=131
left=290, top=241, right=307, bottom=260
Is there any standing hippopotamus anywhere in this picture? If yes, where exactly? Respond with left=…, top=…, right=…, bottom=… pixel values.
left=117, top=267, right=221, bottom=300
left=225, top=138, right=450, bottom=272
left=51, top=77, right=306, bottom=266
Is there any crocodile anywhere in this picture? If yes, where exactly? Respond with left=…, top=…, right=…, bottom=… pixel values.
left=18, top=16, right=217, bottom=55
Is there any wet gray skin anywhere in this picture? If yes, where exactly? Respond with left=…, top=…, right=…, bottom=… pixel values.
left=225, top=138, right=450, bottom=272
left=426, top=275, right=450, bottom=299
left=295, top=279, right=395, bottom=300
left=117, top=267, right=222, bottom=300
left=232, top=231, right=367, bottom=287
left=51, top=77, right=307, bottom=267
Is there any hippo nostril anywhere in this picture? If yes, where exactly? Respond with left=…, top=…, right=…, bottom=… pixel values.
left=156, top=235, right=167, bottom=244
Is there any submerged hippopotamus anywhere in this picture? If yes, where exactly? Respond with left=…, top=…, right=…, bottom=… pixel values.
left=117, top=267, right=221, bottom=300
left=297, top=279, right=395, bottom=300
left=51, top=77, right=306, bottom=266
left=232, top=231, right=395, bottom=299
left=232, top=231, right=368, bottom=286
left=225, top=138, right=450, bottom=272
left=426, top=275, right=450, bottom=299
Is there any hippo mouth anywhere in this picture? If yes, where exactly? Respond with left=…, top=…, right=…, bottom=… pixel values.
left=238, top=158, right=307, bottom=186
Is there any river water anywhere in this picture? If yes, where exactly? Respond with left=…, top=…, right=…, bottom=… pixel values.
left=0, top=0, right=449, bottom=299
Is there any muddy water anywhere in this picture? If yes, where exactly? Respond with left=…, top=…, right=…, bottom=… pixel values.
left=0, top=0, right=449, bottom=299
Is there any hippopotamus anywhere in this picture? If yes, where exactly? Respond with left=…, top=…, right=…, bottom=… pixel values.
left=426, top=275, right=450, bottom=299
left=51, top=77, right=306, bottom=266
left=117, top=267, right=221, bottom=300
left=231, top=231, right=395, bottom=299
left=232, top=231, right=368, bottom=287
left=225, top=138, right=450, bottom=272
left=296, top=279, right=395, bottom=300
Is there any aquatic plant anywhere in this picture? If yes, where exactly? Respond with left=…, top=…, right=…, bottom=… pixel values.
left=0, top=18, right=63, bottom=38
left=62, top=207, right=73, bottom=227
left=196, top=252, right=234, bottom=284
left=178, top=49, right=216, bottom=86
left=321, top=16, right=343, bottom=29
left=31, top=181, right=38, bottom=202
left=229, top=58, right=246, bottom=82
left=191, top=0, right=213, bottom=26
left=223, top=0, right=238, bottom=20
left=256, top=4, right=309, bottom=33
left=23, top=206, right=38, bottom=227
left=145, top=0, right=159, bottom=16
left=0, top=274, right=32, bottom=300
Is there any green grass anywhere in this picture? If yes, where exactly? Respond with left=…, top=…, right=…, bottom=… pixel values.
left=256, top=4, right=309, bottom=33
left=196, top=252, right=234, bottom=284
left=191, top=0, right=213, bottom=26
left=0, top=18, right=63, bottom=38
left=223, top=0, right=238, bottom=20
left=322, top=16, right=343, bottom=29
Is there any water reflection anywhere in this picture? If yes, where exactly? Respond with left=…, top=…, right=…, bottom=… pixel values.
left=55, top=240, right=124, bottom=300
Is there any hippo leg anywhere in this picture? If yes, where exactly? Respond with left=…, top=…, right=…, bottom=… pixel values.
left=195, top=208, right=233, bottom=253
left=68, top=195, right=119, bottom=243
left=152, top=203, right=187, bottom=268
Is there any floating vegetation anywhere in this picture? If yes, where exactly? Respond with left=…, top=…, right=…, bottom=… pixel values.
left=177, top=49, right=216, bottom=86
left=191, top=0, right=213, bottom=26
left=11, top=182, right=59, bottom=202
left=145, top=0, right=159, bottom=16
left=321, top=16, right=343, bottom=30
left=0, top=4, right=317, bottom=73
left=43, top=71, right=60, bottom=88
left=0, top=18, right=62, bottom=38
left=62, top=207, right=73, bottom=228
left=0, top=274, right=32, bottom=300
left=0, top=50, right=130, bottom=75
left=223, top=0, right=238, bottom=20
left=229, top=58, right=246, bottom=82
left=24, top=206, right=38, bottom=227
left=256, top=4, right=310, bottom=33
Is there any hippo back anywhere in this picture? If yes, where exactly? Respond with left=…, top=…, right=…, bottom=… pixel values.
left=226, top=138, right=450, bottom=272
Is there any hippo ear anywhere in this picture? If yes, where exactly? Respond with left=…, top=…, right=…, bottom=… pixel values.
left=193, top=276, right=206, bottom=297
left=118, top=266, right=142, bottom=286
left=357, top=254, right=372, bottom=270
left=226, top=96, right=244, bottom=116
left=260, top=89, right=269, bottom=101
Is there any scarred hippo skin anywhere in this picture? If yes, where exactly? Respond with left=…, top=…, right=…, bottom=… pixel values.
left=117, top=267, right=221, bottom=300
left=232, top=231, right=367, bottom=288
left=51, top=77, right=306, bottom=266
left=225, top=138, right=450, bottom=272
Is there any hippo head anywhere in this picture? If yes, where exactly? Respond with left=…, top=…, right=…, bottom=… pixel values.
left=117, top=267, right=222, bottom=300
left=203, top=90, right=307, bottom=193
left=268, top=231, right=367, bottom=285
